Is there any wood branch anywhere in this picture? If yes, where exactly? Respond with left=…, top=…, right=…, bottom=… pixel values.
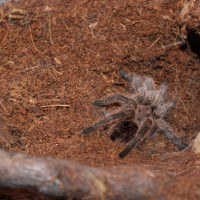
left=0, top=149, right=179, bottom=199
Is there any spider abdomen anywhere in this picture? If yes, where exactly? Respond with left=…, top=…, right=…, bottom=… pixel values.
left=110, top=120, right=138, bottom=143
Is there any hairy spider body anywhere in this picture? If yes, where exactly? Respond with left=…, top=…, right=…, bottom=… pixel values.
left=83, top=70, right=190, bottom=158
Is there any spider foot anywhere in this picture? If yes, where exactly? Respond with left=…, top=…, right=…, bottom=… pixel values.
left=82, top=126, right=95, bottom=135
left=177, top=142, right=191, bottom=150
left=161, top=128, right=191, bottom=150
left=120, top=69, right=133, bottom=82
left=93, top=101, right=105, bottom=106
left=119, top=148, right=130, bottom=159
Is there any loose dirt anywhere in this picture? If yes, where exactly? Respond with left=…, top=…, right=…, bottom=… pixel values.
left=0, top=0, right=199, bottom=199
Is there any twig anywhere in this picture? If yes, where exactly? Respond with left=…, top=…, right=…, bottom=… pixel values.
left=1, top=28, right=9, bottom=44
left=177, top=165, right=200, bottom=176
left=29, top=25, right=43, bottom=54
left=41, top=104, right=70, bottom=108
left=0, top=150, right=185, bottom=199
left=148, top=35, right=162, bottom=49
left=48, top=12, right=53, bottom=45
left=161, top=41, right=183, bottom=50
left=50, top=67, right=63, bottom=75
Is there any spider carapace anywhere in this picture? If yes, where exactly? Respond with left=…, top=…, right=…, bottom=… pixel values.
left=82, top=70, right=189, bottom=158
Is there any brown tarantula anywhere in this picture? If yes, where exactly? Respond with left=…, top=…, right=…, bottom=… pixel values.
left=83, top=70, right=189, bottom=158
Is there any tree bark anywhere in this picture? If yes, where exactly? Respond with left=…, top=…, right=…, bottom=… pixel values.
left=0, top=149, right=177, bottom=200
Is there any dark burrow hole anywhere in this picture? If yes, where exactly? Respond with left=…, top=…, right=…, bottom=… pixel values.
left=187, top=28, right=200, bottom=57
left=110, top=120, right=138, bottom=143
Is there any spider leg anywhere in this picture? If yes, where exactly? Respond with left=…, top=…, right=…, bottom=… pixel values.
left=83, top=110, right=133, bottom=135
left=93, top=94, right=137, bottom=107
left=120, top=70, right=143, bottom=91
left=161, top=128, right=190, bottom=150
left=120, top=69, right=133, bottom=82
left=119, top=119, right=152, bottom=158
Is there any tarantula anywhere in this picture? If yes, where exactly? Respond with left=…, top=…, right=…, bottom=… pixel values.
left=83, top=70, right=189, bottom=158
